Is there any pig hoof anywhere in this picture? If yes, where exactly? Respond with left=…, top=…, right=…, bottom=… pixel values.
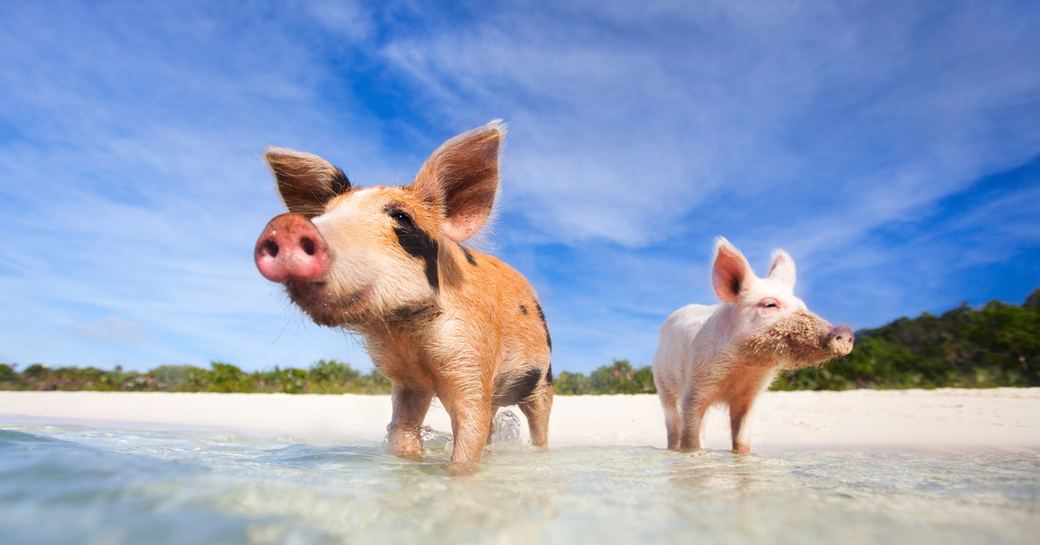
left=443, top=462, right=481, bottom=477
left=400, top=450, right=425, bottom=460
left=732, top=444, right=751, bottom=455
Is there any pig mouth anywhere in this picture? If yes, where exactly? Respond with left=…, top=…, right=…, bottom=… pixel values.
left=286, top=280, right=372, bottom=327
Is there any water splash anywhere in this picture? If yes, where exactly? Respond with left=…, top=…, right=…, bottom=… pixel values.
left=491, top=409, right=522, bottom=445
left=380, top=409, right=524, bottom=454
left=419, top=425, right=452, bottom=452
left=379, top=425, right=453, bottom=453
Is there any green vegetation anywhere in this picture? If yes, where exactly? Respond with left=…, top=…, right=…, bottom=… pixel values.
left=773, top=290, right=1040, bottom=390
left=2, top=290, right=1038, bottom=394
left=554, top=359, right=655, bottom=395
left=0, top=360, right=389, bottom=394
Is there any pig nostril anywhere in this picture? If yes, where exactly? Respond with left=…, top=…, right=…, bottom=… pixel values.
left=300, top=237, right=317, bottom=256
left=262, top=239, right=279, bottom=258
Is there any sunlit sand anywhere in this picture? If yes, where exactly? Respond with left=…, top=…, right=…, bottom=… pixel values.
left=3, top=388, right=1037, bottom=451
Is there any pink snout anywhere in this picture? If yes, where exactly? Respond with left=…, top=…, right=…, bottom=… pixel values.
left=254, top=213, right=329, bottom=283
left=827, top=325, right=855, bottom=355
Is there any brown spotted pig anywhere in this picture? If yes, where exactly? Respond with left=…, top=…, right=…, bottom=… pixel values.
left=652, top=237, right=854, bottom=454
left=254, top=121, right=553, bottom=464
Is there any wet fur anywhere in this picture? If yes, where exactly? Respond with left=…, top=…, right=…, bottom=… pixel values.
left=264, top=122, right=552, bottom=465
left=652, top=239, right=852, bottom=454
left=361, top=241, right=553, bottom=463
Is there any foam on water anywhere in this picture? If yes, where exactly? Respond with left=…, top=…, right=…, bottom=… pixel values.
left=0, top=421, right=1037, bottom=545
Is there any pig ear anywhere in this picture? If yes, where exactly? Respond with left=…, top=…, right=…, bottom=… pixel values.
left=767, top=249, right=797, bottom=288
left=712, top=237, right=754, bottom=303
left=412, top=120, right=504, bottom=242
left=264, top=147, right=351, bottom=216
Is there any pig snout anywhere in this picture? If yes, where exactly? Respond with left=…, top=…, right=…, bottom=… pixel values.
left=254, top=213, right=329, bottom=283
left=826, top=325, right=855, bottom=356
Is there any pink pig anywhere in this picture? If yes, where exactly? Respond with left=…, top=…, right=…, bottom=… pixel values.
left=652, top=237, right=854, bottom=454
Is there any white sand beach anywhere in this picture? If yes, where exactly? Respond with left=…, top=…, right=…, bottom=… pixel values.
left=2, top=388, right=1038, bottom=452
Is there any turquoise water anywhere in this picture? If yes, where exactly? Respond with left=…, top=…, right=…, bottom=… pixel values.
left=1, top=419, right=1037, bottom=545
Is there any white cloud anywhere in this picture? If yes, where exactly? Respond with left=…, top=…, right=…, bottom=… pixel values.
left=0, top=3, right=389, bottom=370
left=69, top=315, right=147, bottom=345
left=0, top=1, right=1036, bottom=373
left=371, top=2, right=1040, bottom=253
left=301, top=0, right=373, bottom=41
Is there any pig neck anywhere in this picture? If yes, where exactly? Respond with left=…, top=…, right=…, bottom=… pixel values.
left=355, top=306, right=440, bottom=387
left=353, top=245, right=471, bottom=376
left=356, top=298, right=442, bottom=357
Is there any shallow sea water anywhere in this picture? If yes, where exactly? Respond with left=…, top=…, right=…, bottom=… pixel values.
left=0, top=417, right=1037, bottom=545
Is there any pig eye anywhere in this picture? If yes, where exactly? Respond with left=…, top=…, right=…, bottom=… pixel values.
left=759, top=299, right=780, bottom=309
left=388, top=209, right=413, bottom=226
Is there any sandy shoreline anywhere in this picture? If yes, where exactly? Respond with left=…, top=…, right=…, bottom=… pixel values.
left=2, top=388, right=1038, bottom=452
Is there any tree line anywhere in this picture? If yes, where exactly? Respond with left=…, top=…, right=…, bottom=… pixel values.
left=2, top=289, right=1037, bottom=394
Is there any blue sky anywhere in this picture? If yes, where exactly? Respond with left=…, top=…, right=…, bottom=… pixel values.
left=1, top=1, right=1038, bottom=373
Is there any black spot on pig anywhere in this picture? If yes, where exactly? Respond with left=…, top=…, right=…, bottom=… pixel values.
left=519, top=304, right=528, bottom=315
left=535, top=302, right=552, bottom=351
left=460, top=245, right=478, bottom=266
left=331, top=167, right=351, bottom=194
left=492, top=367, right=543, bottom=406
left=546, top=364, right=553, bottom=384
left=388, top=205, right=439, bottom=291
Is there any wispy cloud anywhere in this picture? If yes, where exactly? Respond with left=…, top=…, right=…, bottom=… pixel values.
left=371, top=2, right=1040, bottom=251
left=0, top=1, right=1037, bottom=372
left=69, top=315, right=148, bottom=346
left=0, top=2, right=387, bottom=369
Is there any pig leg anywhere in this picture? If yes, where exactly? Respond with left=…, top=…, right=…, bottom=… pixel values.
left=728, top=397, right=754, bottom=454
left=727, top=369, right=773, bottom=454
left=486, top=407, right=498, bottom=446
left=518, top=383, right=553, bottom=448
left=387, top=386, right=434, bottom=458
left=657, top=388, right=681, bottom=450
left=448, top=406, right=493, bottom=464
left=442, top=388, right=494, bottom=465
left=678, top=390, right=711, bottom=451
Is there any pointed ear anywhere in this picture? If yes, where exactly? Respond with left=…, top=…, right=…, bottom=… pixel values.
left=264, top=147, right=351, bottom=216
left=767, top=249, right=797, bottom=288
left=712, top=237, right=754, bottom=303
left=411, top=120, right=504, bottom=242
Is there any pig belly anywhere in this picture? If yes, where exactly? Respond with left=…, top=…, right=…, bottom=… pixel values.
left=712, top=365, right=777, bottom=405
left=491, top=315, right=552, bottom=406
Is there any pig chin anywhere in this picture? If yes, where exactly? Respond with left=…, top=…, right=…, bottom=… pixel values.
left=736, top=311, right=840, bottom=369
left=286, top=281, right=372, bottom=328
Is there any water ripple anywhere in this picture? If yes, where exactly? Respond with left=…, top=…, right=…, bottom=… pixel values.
left=0, top=423, right=1037, bottom=545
